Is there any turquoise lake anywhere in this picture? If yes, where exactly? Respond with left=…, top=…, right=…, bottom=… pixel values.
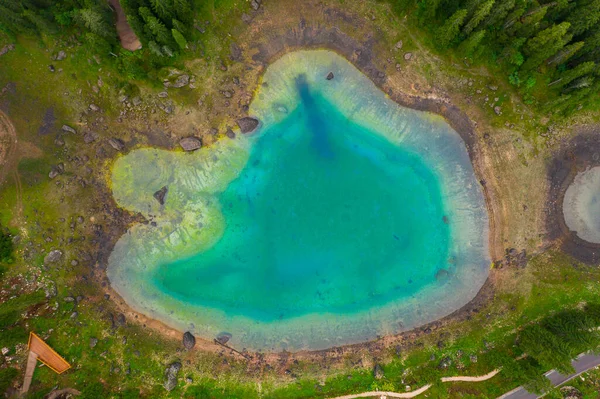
left=108, top=50, right=490, bottom=350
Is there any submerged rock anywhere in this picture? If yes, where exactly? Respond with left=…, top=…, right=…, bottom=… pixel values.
left=225, top=128, right=235, bottom=139
left=236, top=117, right=260, bottom=134
left=435, top=269, right=450, bottom=280
left=154, top=186, right=168, bottom=205
left=44, top=250, right=63, bottom=264
left=326, top=71, right=334, bottom=80
left=183, top=331, right=196, bottom=350
left=164, top=362, right=182, bottom=391
left=215, top=332, right=232, bottom=344
left=179, top=137, right=202, bottom=151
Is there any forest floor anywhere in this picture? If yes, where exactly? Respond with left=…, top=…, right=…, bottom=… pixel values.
left=1, top=0, right=600, bottom=398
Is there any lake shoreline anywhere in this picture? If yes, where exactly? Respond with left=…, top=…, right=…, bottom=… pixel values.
left=97, top=27, right=504, bottom=361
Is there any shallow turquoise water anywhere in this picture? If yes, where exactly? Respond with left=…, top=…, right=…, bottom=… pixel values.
left=153, top=79, right=449, bottom=320
left=107, top=50, right=490, bottom=350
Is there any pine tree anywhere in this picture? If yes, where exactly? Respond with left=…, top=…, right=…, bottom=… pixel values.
left=550, top=62, right=596, bottom=87
left=172, top=29, right=187, bottom=49
left=483, top=0, right=515, bottom=27
left=566, top=75, right=595, bottom=90
left=512, top=5, right=549, bottom=38
left=139, top=6, right=172, bottom=45
left=579, top=30, right=600, bottom=58
left=547, top=41, right=584, bottom=65
left=522, top=22, right=572, bottom=71
left=463, top=0, right=495, bottom=35
left=173, top=0, right=193, bottom=25
left=0, top=4, right=35, bottom=34
left=459, top=29, right=486, bottom=58
left=436, top=9, right=468, bottom=49
left=22, top=9, right=56, bottom=34
left=418, top=0, right=441, bottom=23
left=75, top=8, right=113, bottom=38
left=150, top=0, right=174, bottom=25
left=503, top=6, right=526, bottom=29
left=148, top=40, right=163, bottom=56
left=566, top=0, right=600, bottom=36
left=161, top=44, right=174, bottom=57
left=172, top=19, right=188, bottom=36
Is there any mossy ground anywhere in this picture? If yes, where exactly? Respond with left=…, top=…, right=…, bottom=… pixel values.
left=1, top=0, right=600, bottom=398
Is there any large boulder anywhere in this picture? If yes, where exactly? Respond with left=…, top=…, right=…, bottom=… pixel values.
left=164, top=362, right=182, bottom=391
left=171, top=75, right=190, bottom=88
left=108, top=138, right=125, bottom=151
left=44, top=250, right=63, bottom=264
left=236, top=117, right=260, bottom=134
left=373, top=364, right=384, bottom=380
left=179, top=137, right=202, bottom=151
left=182, top=332, right=196, bottom=350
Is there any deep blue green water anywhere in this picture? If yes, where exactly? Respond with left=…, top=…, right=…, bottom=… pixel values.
left=153, top=79, right=450, bottom=321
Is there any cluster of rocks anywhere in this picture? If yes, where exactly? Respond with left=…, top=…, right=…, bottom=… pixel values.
left=176, top=117, right=259, bottom=155
left=495, top=247, right=527, bottom=269
left=0, top=44, right=15, bottom=57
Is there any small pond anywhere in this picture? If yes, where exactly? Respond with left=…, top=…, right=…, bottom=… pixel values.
left=563, top=166, right=600, bottom=244
left=107, top=50, right=490, bottom=351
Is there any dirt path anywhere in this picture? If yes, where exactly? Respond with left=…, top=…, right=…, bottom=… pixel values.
left=0, top=110, right=26, bottom=232
left=0, top=110, right=17, bottom=186
left=108, top=0, right=142, bottom=51
left=441, top=368, right=500, bottom=382
left=327, top=369, right=500, bottom=399
left=327, top=384, right=432, bottom=399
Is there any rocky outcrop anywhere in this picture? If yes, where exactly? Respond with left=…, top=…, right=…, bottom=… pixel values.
left=164, top=362, right=182, bottom=391
left=182, top=331, right=196, bottom=350
left=179, top=137, right=202, bottom=151
left=326, top=71, right=334, bottom=80
left=236, top=117, right=260, bottom=134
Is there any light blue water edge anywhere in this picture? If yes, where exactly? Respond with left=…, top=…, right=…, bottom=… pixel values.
left=107, top=50, right=490, bottom=351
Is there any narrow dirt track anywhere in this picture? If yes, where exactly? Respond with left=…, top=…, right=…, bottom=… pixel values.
left=327, top=369, right=500, bottom=399
left=0, top=110, right=17, bottom=186
left=441, top=368, right=500, bottom=382
left=327, top=384, right=432, bottom=399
